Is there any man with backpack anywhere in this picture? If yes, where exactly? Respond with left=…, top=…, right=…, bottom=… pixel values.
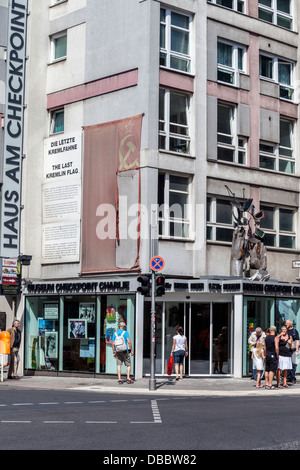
left=112, top=321, right=134, bottom=384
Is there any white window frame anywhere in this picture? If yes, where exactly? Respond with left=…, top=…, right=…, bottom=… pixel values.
left=208, top=0, right=246, bottom=13
left=260, top=205, right=296, bottom=249
left=159, top=88, right=191, bottom=155
left=258, top=0, right=293, bottom=30
left=259, top=118, right=295, bottom=174
left=206, top=197, right=236, bottom=243
left=50, top=108, right=64, bottom=135
left=158, top=173, right=192, bottom=240
left=217, top=39, right=247, bottom=87
left=50, top=31, right=67, bottom=62
left=217, top=101, right=247, bottom=165
left=259, top=53, right=294, bottom=101
left=160, top=7, right=192, bottom=74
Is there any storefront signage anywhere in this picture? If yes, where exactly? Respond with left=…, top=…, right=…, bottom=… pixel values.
left=26, top=280, right=131, bottom=295
left=190, top=283, right=205, bottom=292
left=209, top=283, right=222, bottom=291
left=0, top=0, right=28, bottom=258
left=25, top=279, right=300, bottom=298
left=174, top=282, right=189, bottom=291
left=0, top=258, right=21, bottom=296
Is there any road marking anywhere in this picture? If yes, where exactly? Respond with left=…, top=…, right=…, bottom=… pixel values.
left=1, top=420, right=31, bottom=423
left=64, top=401, right=83, bottom=404
left=151, top=400, right=162, bottom=423
left=12, top=403, right=34, bottom=406
left=88, top=400, right=107, bottom=403
left=86, top=421, right=117, bottom=424
left=38, top=402, right=59, bottom=405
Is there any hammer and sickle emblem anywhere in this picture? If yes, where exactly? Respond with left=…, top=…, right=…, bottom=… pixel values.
left=118, top=134, right=139, bottom=171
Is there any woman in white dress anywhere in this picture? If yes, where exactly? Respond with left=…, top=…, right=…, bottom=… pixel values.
left=251, top=341, right=265, bottom=388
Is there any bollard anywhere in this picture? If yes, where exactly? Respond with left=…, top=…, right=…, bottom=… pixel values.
left=0, top=331, right=11, bottom=355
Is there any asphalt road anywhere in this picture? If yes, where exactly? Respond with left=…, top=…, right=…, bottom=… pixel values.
left=0, top=388, right=299, bottom=452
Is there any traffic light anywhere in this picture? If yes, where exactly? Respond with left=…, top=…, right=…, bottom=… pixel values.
left=155, top=273, right=165, bottom=297
left=137, top=274, right=151, bottom=296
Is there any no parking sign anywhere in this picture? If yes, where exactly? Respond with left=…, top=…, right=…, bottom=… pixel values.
left=150, top=256, right=165, bottom=271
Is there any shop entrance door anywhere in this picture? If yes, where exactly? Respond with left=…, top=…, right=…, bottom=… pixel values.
left=189, top=302, right=231, bottom=375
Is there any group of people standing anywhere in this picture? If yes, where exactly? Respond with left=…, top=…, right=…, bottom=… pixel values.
left=248, top=320, right=299, bottom=389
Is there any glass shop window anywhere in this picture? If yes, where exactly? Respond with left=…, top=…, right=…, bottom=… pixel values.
left=62, top=296, right=96, bottom=373
left=25, top=297, right=60, bottom=371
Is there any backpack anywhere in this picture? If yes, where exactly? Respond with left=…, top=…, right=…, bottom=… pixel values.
left=114, top=331, right=127, bottom=352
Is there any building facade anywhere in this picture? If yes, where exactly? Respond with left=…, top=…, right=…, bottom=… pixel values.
left=0, top=0, right=300, bottom=379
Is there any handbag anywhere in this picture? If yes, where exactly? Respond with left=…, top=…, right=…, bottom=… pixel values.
left=166, top=356, right=173, bottom=375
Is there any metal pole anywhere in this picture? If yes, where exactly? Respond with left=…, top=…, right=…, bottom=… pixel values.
left=149, top=208, right=157, bottom=391
left=149, top=269, right=156, bottom=391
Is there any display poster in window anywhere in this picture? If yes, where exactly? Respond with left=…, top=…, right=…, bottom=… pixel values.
left=106, top=307, right=116, bottom=323
left=68, top=319, right=87, bottom=339
left=45, top=331, right=58, bottom=359
left=38, top=318, right=55, bottom=336
left=44, top=303, right=59, bottom=320
left=79, top=303, right=95, bottom=323
left=80, top=338, right=95, bottom=358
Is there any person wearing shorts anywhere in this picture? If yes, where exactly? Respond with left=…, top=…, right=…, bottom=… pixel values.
left=170, top=326, right=188, bottom=381
left=112, top=322, right=134, bottom=384
left=264, top=326, right=277, bottom=389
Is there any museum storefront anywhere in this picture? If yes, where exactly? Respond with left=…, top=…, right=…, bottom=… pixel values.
left=22, top=278, right=300, bottom=379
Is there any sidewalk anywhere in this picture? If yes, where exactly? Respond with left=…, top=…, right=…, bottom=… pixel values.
left=1, top=373, right=300, bottom=396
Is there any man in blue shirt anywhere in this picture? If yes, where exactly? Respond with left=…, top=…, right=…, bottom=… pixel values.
left=112, top=322, right=134, bottom=384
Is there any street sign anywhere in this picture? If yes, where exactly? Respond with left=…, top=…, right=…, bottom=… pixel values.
left=150, top=256, right=165, bottom=272
left=292, top=260, right=300, bottom=269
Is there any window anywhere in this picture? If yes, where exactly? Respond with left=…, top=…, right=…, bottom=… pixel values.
left=159, top=88, right=190, bottom=154
left=207, top=197, right=234, bottom=242
left=208, top=0, right=245, bottom=13
left=259, top=119, right=295, bottom=174
left=217, top=40, right=246, bottom=86
left=260, top=205, right=296, bottom=248
left=258, top=0, right=293, bottom=30
left=259, top=54, right=294, bottom=100
left=217, top=102, right=247, bottom=164
left=158, top=173, right=191, bottom=239
left=51, top=32, right=67, bottom=61
left=160, top=8, right=191, bottom=73
left=50, top=108, right=64, bottom=134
